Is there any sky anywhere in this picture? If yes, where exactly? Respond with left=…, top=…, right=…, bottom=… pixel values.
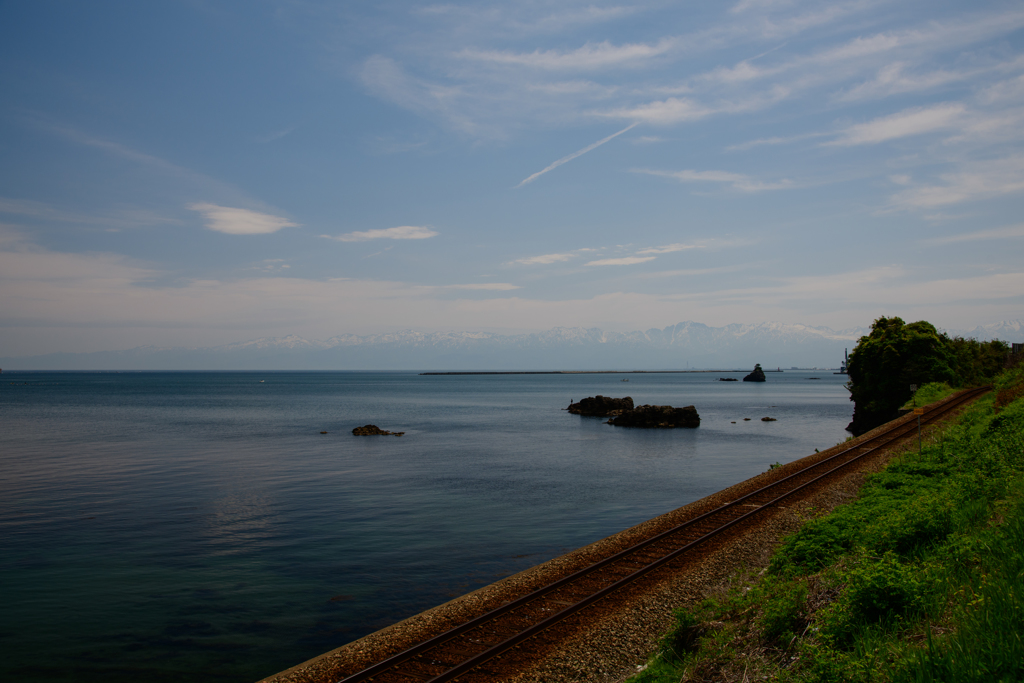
left=1, top=0, right=1023, bottom=356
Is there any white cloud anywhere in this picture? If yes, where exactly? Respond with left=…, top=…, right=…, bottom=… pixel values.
left=460, top=38, right=677, bottom=70
left=323, top=225, right=439, bottom=242
left=596, top=97, right=712, bottom=125
left=825, top=103, right=966, bottom=146
left=189, top=203, right=299, bottom=235
left=633, top=168, right=795, bottom=192
left=837, top=62, right=972, bottom=102
left=3, top=238, right=1022, bottom=356
left=511, top=252, right=576, bottom=265
left=890, top=156, right=1024, bottom=209
left=585, top=256, right=657, bottom=266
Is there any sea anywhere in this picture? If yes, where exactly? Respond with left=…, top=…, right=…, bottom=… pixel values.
left=0, top=370, right=852, bottom=682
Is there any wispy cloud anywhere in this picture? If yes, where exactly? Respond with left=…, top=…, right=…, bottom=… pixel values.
left=726, top=131, right=828, bottom=151
left=189, top=203, right=299, bottom=235
left=435, top=283, right=521, bottom=290
left=323, top=225, right=439, bottom=242
left=925, top=223, right=1024, bottom=245
left=635, top=242, right=708, bottom=255
left=836, top=62, right=974, bottom=102
left=510, top=252, right=577, bottom=265
left=636, top=264, right=753, bottom=278
left=596, top=97, right=712, bottom=125
left=889, top=155, right=1024, bottom=209
left=633, top=168, right=795, bottom=192
left=460, top=38, right=677, bottom=70
left=517, top=122, right=638, bottom=187
left=825, top=102, right=966, bottom=146
left=0, top=197, right=179, bottom=228
left=585, top=256, right=657, bottom=266
left=254, top=126, right=296, bottom=143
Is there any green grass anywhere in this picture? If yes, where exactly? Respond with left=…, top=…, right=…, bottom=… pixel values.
left=629, top=367, right=1024, bottom=683
left=900, top=382, right=955, bottom=410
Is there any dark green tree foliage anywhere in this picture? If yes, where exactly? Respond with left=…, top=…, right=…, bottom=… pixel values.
left=846, top=317, right=956, bottom=435
left=846, top=317, right=1009, bottom=435
left=946, top=335, right=1009, bottom=386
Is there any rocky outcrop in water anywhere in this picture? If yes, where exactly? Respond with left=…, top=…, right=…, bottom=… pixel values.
left=607, top=404, right=700, bottom=428
left=352, top=425, right=405, bottom=436
left=743, top=364, right=767, bottom=382
left=567, top=395, right=634, bottom=417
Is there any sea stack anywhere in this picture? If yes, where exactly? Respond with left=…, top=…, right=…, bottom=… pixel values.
left=743, top=364, right=767, bottom=382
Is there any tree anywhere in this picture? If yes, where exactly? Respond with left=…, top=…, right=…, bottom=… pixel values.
left=846, top=317, right=956, bottom=435
left=946, top=336, right=1009, bottom=387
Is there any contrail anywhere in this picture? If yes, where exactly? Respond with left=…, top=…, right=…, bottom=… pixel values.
left=516, top=122, right=639, bottom=188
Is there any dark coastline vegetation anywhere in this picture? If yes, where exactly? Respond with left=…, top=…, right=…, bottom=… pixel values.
left=846, top=317, right=1008, bottom=436
left=629, top=357, right=1024, bottom=683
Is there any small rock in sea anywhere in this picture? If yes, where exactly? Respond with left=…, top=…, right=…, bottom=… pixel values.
left=352, top=424, right=404, bottom=436
left=761, top=416, right=777, bottom=422
left=731, top=421, right=736, bottom=423
left=743, top=418, right=751, bottom=421
left=718, top=377, right=738, bottom=382
left=320, top=431, right=328, bottom=434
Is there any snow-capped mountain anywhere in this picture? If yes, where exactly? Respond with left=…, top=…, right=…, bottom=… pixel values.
left=3, top=320, right=1018, bottom=370
left=956, top=320, right=1024, bottom=342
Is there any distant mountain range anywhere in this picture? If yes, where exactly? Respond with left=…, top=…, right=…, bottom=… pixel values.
left=2, top=320, right=1021, bottom=371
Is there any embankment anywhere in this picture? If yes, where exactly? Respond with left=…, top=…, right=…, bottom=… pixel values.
left=258, top=391, right=979, bottom=683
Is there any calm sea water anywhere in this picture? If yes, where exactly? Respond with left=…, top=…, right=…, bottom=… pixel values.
left=0, top=370, right=851, bottom=682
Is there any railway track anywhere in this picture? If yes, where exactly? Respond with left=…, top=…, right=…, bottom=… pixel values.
left=336, top=387, right=989, bottom=683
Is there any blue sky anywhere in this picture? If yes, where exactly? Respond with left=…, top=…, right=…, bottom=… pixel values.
left=1, top=0, right=1023, bottom=356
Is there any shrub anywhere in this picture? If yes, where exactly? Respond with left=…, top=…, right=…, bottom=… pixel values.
left=821, top=553, right=931, bottom=643
left=754, top=576, right=808, bottom=641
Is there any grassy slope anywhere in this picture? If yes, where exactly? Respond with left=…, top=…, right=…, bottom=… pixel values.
left=630, top=364, right=1024, bottom=683
left=899, top=382, right=956, bottom=411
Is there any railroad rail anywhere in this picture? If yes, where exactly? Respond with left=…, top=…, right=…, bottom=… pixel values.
left=336, top=387, right=989, bottom=683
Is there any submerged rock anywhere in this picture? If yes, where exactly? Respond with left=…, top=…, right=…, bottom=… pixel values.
left=567, top=395, right=634, bottom=417
left=743, top=364, right=767, bottom=382
left=607, top=404, right=700, bottom=429
left=352, top=424, right=405, bottom=436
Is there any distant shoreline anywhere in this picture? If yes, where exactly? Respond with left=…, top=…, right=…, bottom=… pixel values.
left=419, top=369, right=787, bottom=375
